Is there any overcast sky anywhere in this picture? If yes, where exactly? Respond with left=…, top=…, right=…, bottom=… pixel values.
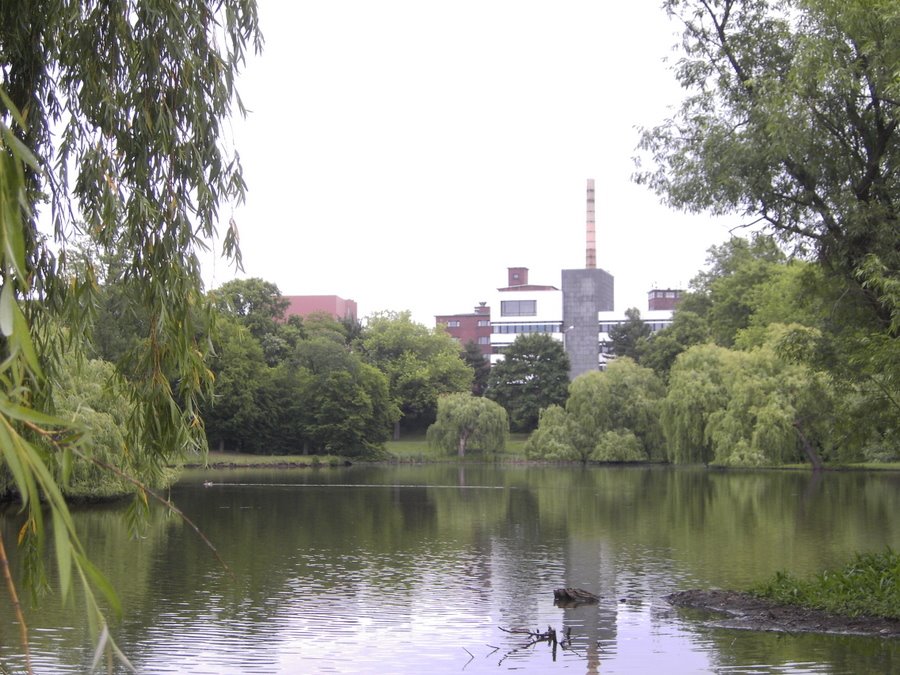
left=208, top=0, right=744, bottom=325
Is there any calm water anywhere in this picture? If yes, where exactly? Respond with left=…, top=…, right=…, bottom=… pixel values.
left=1, top=465, right=899, bottom=673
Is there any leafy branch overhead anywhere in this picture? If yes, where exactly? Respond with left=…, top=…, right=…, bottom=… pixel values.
left=1, top=0, right=262, bottom=669
left=635, top=0, right=900, bottom=327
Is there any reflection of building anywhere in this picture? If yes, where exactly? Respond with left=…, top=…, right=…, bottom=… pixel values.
left=435, top=303, right=492, bottom=357
left=284, top=295, right=358, bottom=322
left=434, top=180, right=681, bottom=379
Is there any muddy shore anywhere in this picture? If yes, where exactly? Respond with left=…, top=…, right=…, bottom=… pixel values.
left=667, top=589, right=900, bottom=638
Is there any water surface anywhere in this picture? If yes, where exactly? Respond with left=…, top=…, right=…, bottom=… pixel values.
left=1, top=465, right=898, bottom=673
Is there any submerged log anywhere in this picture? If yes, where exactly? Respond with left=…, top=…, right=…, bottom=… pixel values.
left=553, top=588, right=599, bottom=606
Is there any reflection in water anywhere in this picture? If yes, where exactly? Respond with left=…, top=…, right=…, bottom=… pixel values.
left=0, top=465, right=898, bottom=673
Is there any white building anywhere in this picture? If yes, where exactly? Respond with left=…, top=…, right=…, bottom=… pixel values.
left=488, top=267, right=563, bottom=365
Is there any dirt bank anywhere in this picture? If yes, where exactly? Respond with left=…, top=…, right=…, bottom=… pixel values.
left=667, top=589, right=900, bottom=638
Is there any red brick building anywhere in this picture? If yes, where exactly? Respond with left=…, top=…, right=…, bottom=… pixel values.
left=647, top=288, right=682, bottom=312
left=435, top=302, right=492, bottom=357
left=283, top=295, right=358, bottom=321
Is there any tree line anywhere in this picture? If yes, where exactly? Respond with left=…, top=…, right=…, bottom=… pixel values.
left=527, top=234, right=899, bottom=466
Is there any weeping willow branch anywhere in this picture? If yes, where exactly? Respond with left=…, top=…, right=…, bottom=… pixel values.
left=0, top=531, right=32, bottom=675
left=70, top=447, right=232, bottom=577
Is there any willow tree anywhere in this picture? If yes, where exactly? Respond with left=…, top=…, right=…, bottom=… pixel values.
left=566, top=359, right=666, bottom=462
left=1, top=0, right=260, bottom=667
left=426, top=393, right=508, bottom=457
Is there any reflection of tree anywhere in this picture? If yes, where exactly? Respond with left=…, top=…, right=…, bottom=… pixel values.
left=5, top=466, right=900, bottom=671
left=0, top=503, right=177, bottom=671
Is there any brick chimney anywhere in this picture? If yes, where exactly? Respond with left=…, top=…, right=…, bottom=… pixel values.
left=507, top=267, right=528, bottom=286
left=586, top=178, right=596, bottom=269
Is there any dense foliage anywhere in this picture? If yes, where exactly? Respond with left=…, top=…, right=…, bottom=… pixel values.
left=526, top=358, right=666, bottom=463
left=198, top=291, right=483, bottom=454
left=608, top=308, right=651, bottom=359
left=754, top=549, right=900, bottom=619
left=637, top=0, right=900, bottom=317
left=625, top=0, right=900, bottom=466
left=485, top=333, right=570, bottom=432
left=426, top=393, right=508, bottom=457
left=357, top=311, right=473, bottom=437
left=1, top=0, right=261, bottom=665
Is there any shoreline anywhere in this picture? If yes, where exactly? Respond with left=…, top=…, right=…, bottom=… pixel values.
left=667, top=589, right=900, bottom=638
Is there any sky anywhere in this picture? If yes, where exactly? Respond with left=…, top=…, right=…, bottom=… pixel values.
left=206, top=0, right=745, bottom=326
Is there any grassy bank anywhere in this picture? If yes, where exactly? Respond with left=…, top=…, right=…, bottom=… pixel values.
left=197, top=451, right=345, bottom=467
left=384, top=433, right=530, bottom=462
left=192, top=436, right=530, bottom=467
left=752, top=549, right=900, bottom=619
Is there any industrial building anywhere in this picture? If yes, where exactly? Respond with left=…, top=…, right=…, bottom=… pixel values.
left=436, top=179, right=680, bottom=379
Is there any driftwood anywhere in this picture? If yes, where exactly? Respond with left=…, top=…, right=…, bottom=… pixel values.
left=496, top=625, right=576, bottom=663
left=553, top=587, right=599, bottom=607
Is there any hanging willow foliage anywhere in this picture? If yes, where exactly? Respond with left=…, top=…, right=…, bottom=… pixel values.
left=0, top=1, right=261, bottom=669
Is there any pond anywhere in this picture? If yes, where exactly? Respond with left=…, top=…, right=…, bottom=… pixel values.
left=1, top=464, right=899, bottom=673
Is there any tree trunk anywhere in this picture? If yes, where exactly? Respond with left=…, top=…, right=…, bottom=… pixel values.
left=393, top=420, right=401, bottom=441
left=793, top=420, right=824, bottom=471
left=458, top=429, right=471, bottom=457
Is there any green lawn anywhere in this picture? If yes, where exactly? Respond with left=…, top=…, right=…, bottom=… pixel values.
left=384, top=433, right=529, bottom=462
left=194, top=451, right=345, bottom=467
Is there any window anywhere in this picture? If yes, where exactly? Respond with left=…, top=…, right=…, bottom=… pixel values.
left=477, top=336, right=490, bottom=344
left=477, top=319, right=490, bottom=327
left=447, top=320, right=460, bottom=328
left=500, top=300, right=536, bottom=317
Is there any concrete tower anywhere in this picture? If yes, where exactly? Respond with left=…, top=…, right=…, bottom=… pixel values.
left=561, top=178, right=614, bottom=379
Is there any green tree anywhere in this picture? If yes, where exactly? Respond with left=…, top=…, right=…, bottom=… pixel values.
left=637, top=309, right=709, bottom=379
left=608, top=307, right=651, bottom=359
left=0, top=0, right=261, bottom=663
left=426, top=393, right=509, bottom=457
left=565, top=358, right=666, bottom=462
left=689, top=236, right=787, bottom=347
left=663, top=337, right=837, bottom=467
left=290, top=337, right=399, bottom=456
left=461, top=340, right=491, bottom=396
left=201, top=315, right=270, bottom=453
left=485, top=333, right=570, bottom=432
left=662, top=344, right=737, bottom=465
left=357, top=311, right=472, bottom=437
left=524, top=405, right=578, bottom=461
left=49, top=354, right=176, bottom=499
left=212, top=278, right=299, bottom=365
left=635, top=0, right=899, bottom=327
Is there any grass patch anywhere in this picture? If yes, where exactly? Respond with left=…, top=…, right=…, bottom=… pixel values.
left=752, top=549, right=900, bottom=619
left=384, top=433, right=530, bottom=462
left=197, top=451, right=345, bottom=467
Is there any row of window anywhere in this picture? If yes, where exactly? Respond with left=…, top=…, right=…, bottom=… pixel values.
left=500, top=300, right=536, bottom=317
left=492, top=323, right=562, bottom=334
left=449, top=319, right=672, bottom=334
left=598, top=321, right=673, bottom=333
left=445, top=319, right=491, bottom=327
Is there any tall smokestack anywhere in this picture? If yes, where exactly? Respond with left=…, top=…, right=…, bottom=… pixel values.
left=585, top=178, right=596, bottom=269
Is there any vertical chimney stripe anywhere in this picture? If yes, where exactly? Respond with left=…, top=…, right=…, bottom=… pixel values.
left=586, top=178, right=596, bottom=269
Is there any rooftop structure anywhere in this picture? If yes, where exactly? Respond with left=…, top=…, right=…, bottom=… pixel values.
left=284, top=295, right=358, bottom=322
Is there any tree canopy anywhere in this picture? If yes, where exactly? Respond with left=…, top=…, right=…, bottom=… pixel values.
left=485, top=333, right=570, bottom=432
left=608, top=307, right=651, bottom=359
left=426, top=393, right=508, bottom=457
left=356, top=311, right=472, bottom=436
left=636, top=0, right=899, bottom=326
left=526, top=358, right=666, bottom=463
